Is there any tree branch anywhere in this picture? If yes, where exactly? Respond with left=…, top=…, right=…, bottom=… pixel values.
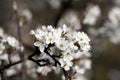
left=13, top=0, right=27, bottom=80
left=0, top=44, right=72, bottom=80
left=0, top=60, right=22, bottom=73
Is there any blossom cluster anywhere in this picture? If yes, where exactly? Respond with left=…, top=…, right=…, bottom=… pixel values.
left=0, top=28, right=22, bottom=62
left=30, top=25, right=91, bottom=79
left=88, top=6, right=120, bottom=44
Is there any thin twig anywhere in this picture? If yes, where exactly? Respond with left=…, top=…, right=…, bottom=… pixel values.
left=0, top=60, right=22, bottom=72
left=13, top=0, right=26, bottom=80
left=44, top=44, right=71, bottom=80
left=0, top=45, right=72, bottom=80
left=28, top=44, right=72, bottom=80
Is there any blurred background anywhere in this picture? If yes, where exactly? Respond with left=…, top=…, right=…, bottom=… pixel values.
left=0, top=0, right=120, bottom=80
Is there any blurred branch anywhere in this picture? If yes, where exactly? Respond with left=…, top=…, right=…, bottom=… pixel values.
left=13, top=0, right=22, bottom=43
left=13, top=0, right=27, bottom=80
left=0, top=47, right=39, bottom=72
left=0, top=60, right=22, bottom=73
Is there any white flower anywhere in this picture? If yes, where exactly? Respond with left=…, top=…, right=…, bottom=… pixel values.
left=6, top=36, right=20, bottom=49
left=47, top=25, right=54, bottom=31
left=80, top=43, right=91, bottom=51
left=76, top=32, right=90, bottom=44
left=5, top=63, right=22, bottom=77
left=0, top=54, right=8, bottom=61
left=36, top=66, right=52, bottom=76
left=75, top=32, right=91, bottom=51
left=73, top=51, right=82, bottom=59
left=62, top=24, right=69, bottom=33
left=69, top=42, right=78, bottom=50
left=10, top=53, right=20, bottom=62
left=58, top=11, right=81, bottom=30
left=56, top=39, right=68, bottom=50
left=30, top=30, right=35, bottom=35
left=34, top=29, right=46, bottom=40
left=47, top=0, right=61, bottom=9
left=109, top=7, right=120, bottom=25
left=82, top=51, right=91, bottom=57
left=5, top=68, right=17, bottom=77
left=20, top=9, right=32, bottom=21
left=59, top=59, right=73, bottom=71
left=45, top=32, right=55, bottom=44
left=79, top=59, right=91, bottom=69
left=66, top=32, right=77, bottom=42
left=72, top=73, right=87, bottom=80
left=74, top=66, right=86, bottom=74
left=0, top=43, right=5, bottom=55
left=74, top=51, right=91, bottom=59
left=83, top=5, right=101, bottom=25
left=62, top=49, right=73, bottom=61
left=34, top=41, right=46, bottom=52
left=0, top=28, right=4, bottom=38
left=52, top=27, right=62, bottom=42
left=41, top=26, right=47, bottom=31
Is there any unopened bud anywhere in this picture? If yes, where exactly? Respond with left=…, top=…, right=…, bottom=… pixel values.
left=19, top=18, right=24, bottom=27
left=13, top=0, right=17, bottom=10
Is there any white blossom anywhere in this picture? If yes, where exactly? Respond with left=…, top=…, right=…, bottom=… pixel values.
left=109, top=7, right=120, bottom=25
left=69, top=42, right=78, bottom=50
left=20, top=9, right=32, bottom=22
left=80, top=43, right=91, bottom=51
left=76, top=32, right=91, bottom=51
left=36, top=66, right=52, bottom=76
left=6, top=68, right=17, bottom=76
left=45, top=32, right=55, bottom=44
left=58, top=11, right=81, bottom=30
left=0, top=28, right=4, bottom=37
left=74, top=66, right=86, bottom=74
left=83, top=5, right=101, bottom=25
left=6, top=36, right=20, bottom=50
left=0, top=43, right=5, bottom=55
left=59, top=58, right=73, bottom=71
left=0, top=54, right=8, bottom=61
left=76, top=32, right=90, bottom=44
left=62, top=49, right=73, bottom=61
left=47, top=0, right=61, bottom=9
left=10, top=53, right=20, bottom=62
left=56, top=38, right=68, bottom=51
left=34, top=41, right=46, bottom=52
left=72, top=73, right=87, bottom=80
left=79, top=59, right=92, bottom=70
left=30, top=25, right=91, bottom=78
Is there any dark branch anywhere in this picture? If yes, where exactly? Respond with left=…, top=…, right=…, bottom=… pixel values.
left=44, top=44, right=71, bottom=80
left=0, top=60, right=22, bottom=72
left=0, top=44, right=71, bottom=80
